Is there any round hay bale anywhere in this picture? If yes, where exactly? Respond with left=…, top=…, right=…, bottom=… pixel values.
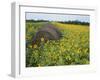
left=32, top=23, right=62, bottom=48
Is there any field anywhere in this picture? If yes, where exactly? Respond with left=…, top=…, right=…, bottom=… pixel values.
left=26, top=21, right=89, bottom=67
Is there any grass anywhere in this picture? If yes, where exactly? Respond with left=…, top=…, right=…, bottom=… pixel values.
left=26, top=21, right=89, bottom=67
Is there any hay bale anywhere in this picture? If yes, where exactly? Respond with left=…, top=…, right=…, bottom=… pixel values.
left=32, top=23, right=62, bottom=48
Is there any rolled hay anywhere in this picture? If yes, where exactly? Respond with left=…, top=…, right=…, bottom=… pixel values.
left=32, top=23, right=62, bottom=48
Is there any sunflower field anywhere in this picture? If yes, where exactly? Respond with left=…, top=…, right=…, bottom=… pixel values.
left=26, top=21, right=89, bottom=67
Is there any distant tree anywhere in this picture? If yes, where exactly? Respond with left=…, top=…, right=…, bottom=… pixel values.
left=26, top=20, right=89, bottom=26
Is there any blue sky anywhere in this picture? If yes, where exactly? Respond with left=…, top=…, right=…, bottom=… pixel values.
left=26, top=12, right=90, bottom=23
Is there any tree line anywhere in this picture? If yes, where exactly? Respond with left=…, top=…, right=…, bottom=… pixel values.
left=26, top=20, right=89, bottom=25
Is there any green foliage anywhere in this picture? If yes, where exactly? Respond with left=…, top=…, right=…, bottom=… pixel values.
left=26, top=22, right=90, bottom=67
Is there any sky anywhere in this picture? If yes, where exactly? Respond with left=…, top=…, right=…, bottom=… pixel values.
left=26, top=12, right=90, bottom=23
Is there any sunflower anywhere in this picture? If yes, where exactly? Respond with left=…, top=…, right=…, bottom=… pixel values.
left=33, top=44, right=37, bottom=48
left=41, top=37, right=44, bottom=42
